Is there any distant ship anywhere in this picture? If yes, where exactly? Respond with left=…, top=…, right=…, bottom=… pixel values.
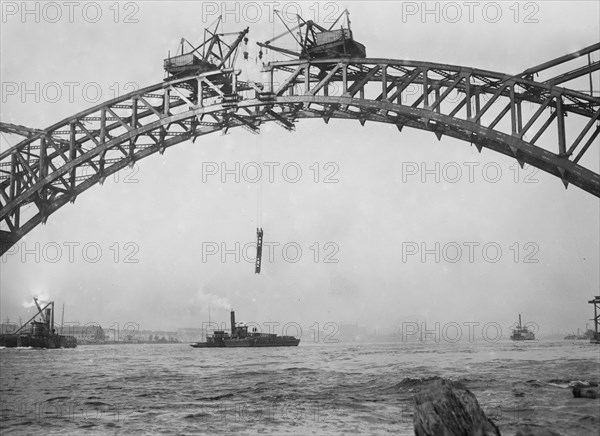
left=510, top=314, right=536, bottom=341
left=564, top=327, right=594, bottom=340
left=0, top=298, right=77, bottom=348
left=191, top=311, right=300, bottom=348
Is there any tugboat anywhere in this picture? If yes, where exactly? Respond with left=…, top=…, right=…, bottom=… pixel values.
left=510, top=314, right=536, bottom=341
left=191, top=310, right=300, bottom=348
left=0, top=298, right=77, bottom=348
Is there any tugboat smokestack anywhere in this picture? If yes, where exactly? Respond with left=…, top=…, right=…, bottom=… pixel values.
left=45, top=308, right=51, bottom=332
left=231, top=310, right=236, bottom=337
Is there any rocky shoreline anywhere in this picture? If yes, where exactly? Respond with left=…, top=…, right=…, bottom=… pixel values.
left=412, top=378, right=598, bottom=435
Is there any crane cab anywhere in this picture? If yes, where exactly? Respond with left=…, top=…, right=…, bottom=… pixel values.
left=304, top=25, right=366, bottom=59
left=163, top=53, right=218, bottom=79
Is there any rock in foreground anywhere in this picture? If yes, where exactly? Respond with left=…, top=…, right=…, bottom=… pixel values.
left=413, top=379, right=501, bottom=436
left=571, top=385, right=599, bottom=399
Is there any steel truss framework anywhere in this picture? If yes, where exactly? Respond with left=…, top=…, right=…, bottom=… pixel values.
left=1, top=49, right=600, bottom=254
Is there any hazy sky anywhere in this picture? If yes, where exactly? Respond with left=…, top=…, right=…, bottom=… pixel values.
left=1, top=1, right=599, bottom=338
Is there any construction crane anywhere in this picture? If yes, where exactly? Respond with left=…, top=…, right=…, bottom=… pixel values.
left=257, top=9, right=366, bottom=61
left=33, top=297, right=46, bottom=324
left=164, top=16, right=249, bottom=80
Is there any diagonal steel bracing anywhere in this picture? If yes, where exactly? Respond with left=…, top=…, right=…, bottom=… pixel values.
left=1, top=53, right=599, bottom=255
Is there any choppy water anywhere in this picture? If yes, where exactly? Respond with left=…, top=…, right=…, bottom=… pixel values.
left=1, top=340, right=598, bottom=435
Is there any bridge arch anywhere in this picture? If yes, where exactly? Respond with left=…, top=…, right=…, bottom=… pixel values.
left=1, top=55, right=599, bottom=254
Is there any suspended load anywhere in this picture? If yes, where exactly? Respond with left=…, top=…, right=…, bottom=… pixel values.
left=255, top=227, right=264, bottom=274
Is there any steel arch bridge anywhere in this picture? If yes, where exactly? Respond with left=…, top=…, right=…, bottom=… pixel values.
left=1, top=44, right=599, bottom=255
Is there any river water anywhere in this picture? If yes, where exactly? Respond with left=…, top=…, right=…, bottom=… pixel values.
left=1, top=340, right=598, bottom=435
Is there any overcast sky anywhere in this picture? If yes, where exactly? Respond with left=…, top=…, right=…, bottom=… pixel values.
left=1, top=1, right=599, bottom=338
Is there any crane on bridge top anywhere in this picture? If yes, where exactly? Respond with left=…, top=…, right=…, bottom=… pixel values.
left=1, top=11, right=599, bottom=262
left=163, top=15, right=249, bottom=103
left=257, top=9, right=366, bottom=61
left=163, top=16, right=249, bottom=80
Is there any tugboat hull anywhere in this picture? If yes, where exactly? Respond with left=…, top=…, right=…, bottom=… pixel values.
left=191, top=338, right=300, bottom=348
left=0, top=333, right=77, bottom=348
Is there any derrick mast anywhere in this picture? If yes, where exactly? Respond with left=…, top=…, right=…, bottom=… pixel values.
left=163, top=16, right=249, bottom=101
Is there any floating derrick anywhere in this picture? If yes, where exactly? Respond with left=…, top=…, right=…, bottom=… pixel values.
left=0, top=298, right=77, bottom=348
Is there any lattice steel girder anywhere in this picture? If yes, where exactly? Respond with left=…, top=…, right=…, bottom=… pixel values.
left=0, top=122, right=46, bottom=138
left=2, top=55, right=600, bottom=254
left=265, top=58, right=598, bottom=174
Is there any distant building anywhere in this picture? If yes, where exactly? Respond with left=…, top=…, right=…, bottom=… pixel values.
left=1, top=323, right=19, bottom=334
left=177, top=328, right=203, bottom=342
left=57, top=325, right=105, bottom=344
left=137, top=330, right=179, bottom=343
left=104, top=327, right=142, bottom=342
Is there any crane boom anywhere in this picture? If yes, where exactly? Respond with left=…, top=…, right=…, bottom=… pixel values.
left=14, top=300, right=52, bottom=334
left=33, top=297, right=46, bottom=323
